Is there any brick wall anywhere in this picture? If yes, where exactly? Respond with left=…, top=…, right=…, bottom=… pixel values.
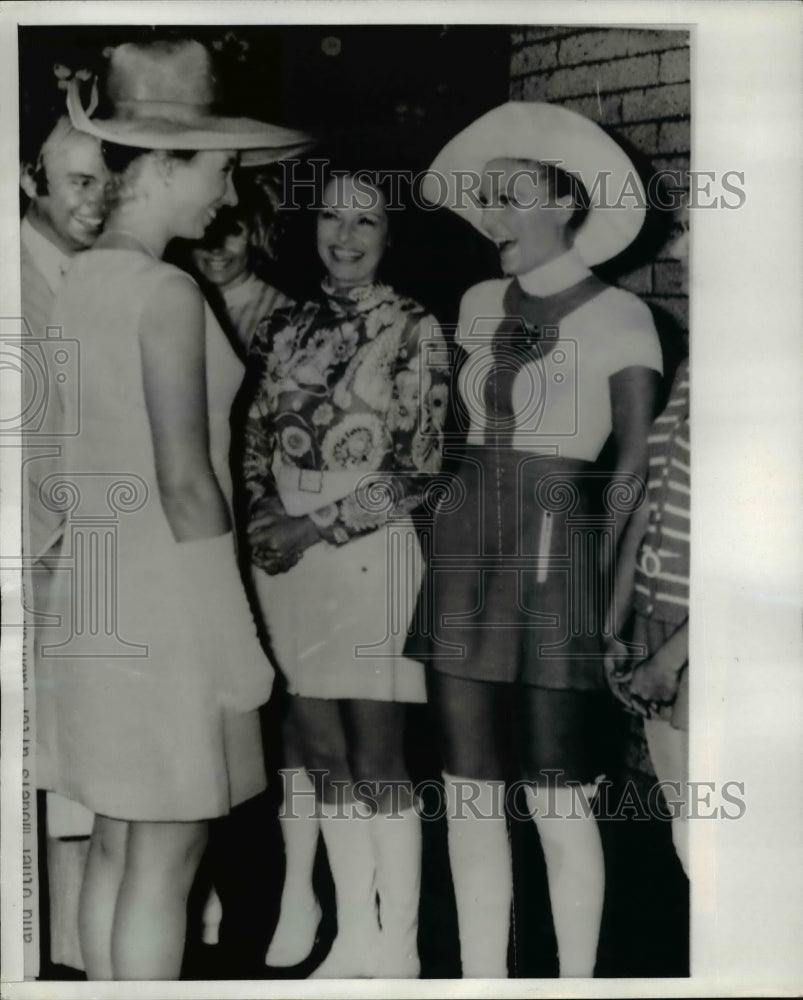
left=510, top=27, right=690, bottom=332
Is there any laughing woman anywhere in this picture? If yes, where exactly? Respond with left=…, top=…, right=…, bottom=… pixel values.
left=408, top=103, right=663, bottom=977
left=243, top=166, right=448, bottom=978
left=190, top=173, right=292, bottom=357
left=34, top=40, right=310, bottom=980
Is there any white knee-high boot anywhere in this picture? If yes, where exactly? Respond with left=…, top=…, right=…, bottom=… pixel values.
left=310, top=798, right=381, bottom=978
left=525, top=783, right=604, bottom=978
left=443, top=773, right=512, bottom=978
left=369, top=805, right=421, bottom=978
left=265, top=768, right=322, bottom=966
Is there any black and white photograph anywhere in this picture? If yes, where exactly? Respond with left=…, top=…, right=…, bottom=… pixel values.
left=0, top=2, right=800, bottom=996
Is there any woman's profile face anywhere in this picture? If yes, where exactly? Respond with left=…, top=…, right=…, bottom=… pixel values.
left=192, top=219, right=251, bottom=290
left=167, top=150, right=239, bottom=240
left=668, top=206, right=689, bottom=264
left=479, top=157, right=572, bottom=276
left=316, top=175, right=389, bottom=291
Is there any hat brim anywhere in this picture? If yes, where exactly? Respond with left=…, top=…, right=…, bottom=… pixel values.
left=422, top=102, right=645, bottom=266
left=67, top=80, right=314, bottom=168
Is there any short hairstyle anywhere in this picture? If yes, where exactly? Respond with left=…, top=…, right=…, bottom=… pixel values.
left=275, top=138, right=424, bottom=301
left=541, top=162, right=591, bottom=233
left=100, top=142, right=198, bottom=208
left=512, top=158, right=591, bottom=234
left=22, top=116, right=86, bottom=196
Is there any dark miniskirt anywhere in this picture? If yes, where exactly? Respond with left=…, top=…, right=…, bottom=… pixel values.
left=405, top=447, right=615, bottom=691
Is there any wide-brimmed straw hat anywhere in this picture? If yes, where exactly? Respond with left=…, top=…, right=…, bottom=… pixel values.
left=422, top=101, right=645, bottom=265
left=66, top=38, right=313, bottom=167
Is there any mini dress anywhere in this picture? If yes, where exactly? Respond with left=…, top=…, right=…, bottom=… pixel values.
left=244, top=280, right=449, bottom=702
left=35, top=250, right=268, bottom=821
left=405, top=256, right=663, bottom=693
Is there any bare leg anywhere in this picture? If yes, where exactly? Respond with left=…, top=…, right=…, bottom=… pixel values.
left=78, top=815, right=129, bottom=980
left=111, top=820, right=207, bottom=980
left=48, top=837, right=91, bottom=969
left=201, top=885, right=223, bottom=946
left=265, top=697, right=322, bottom=967
left=521, top=688, right=605, bottom=978
left=643, top=717, right=690, bottom=877
left=344, top=699, right=413, bottom=811
left=292, top=696, right=351, bottom=803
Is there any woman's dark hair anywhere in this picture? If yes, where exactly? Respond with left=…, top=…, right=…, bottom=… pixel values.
left=316, top=156, right=403, bottom=216
left=100, top=141, right=198, bottom=208
left=538, top=161, right=591, bottom=234
left=507, top=158, right=591, bottom=234
left=278, top=140, right=419, bottom=299
left=101, top=141, right=197, bottom=174
left=193, top=171, right=282, bottom=275
left=277, top=137, right=452, bottom=313
left=320, top=159, right=397, bottom=277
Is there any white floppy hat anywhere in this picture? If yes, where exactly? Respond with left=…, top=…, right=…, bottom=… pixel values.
left=66, top=38, right=313, bottom=167
left=422, top=101, right=645, bottom=265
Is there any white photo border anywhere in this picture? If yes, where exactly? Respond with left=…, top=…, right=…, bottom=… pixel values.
left=1, top=1, right=801, bottom=997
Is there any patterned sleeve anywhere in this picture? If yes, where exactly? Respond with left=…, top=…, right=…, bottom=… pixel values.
left=242, top=384, right=281, bottom=524
left=311, top=307, right=450, bottom=546
left=241, top=311, right=290, bottom=524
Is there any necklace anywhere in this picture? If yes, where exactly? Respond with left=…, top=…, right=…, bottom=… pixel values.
left=99, top=229, right=160, bottom=259
left=321, top=277, right=390, bottom=314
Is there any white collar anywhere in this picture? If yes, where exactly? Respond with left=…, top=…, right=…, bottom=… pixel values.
left=222, top=271, right=261, bottom=303
left=516, top=248, right=591, bottom=297
left=21, top=216, right=72, bottom=294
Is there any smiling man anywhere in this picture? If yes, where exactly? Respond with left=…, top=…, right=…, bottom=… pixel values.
left=21, top=115, right=107, bottom=325
left=20, top=113, right=108, bottom=566
left=20, top=111, right=108, bottom=975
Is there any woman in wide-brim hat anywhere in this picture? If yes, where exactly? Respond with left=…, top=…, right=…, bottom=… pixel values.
left=35, top=37, right=312, bottom=980
left=406, top=102, right=663, bottom=977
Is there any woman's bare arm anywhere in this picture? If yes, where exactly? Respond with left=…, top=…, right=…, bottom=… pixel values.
left=608, top=364, right=660, bottom=550
left=139, top=275, right=230, bottom=542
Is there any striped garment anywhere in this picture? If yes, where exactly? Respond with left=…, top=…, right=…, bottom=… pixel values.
left=633, top=357, right=690, bottom=625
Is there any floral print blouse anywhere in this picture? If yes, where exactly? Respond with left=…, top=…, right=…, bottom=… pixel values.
left=243, top=280, right=449, bottom=569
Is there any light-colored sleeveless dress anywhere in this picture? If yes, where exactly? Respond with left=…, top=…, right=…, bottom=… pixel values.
left=35, top=249, right=267, bottom=821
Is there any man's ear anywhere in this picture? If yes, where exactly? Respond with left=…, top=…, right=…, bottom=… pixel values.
left=20, top=163, right=39, bottom=201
